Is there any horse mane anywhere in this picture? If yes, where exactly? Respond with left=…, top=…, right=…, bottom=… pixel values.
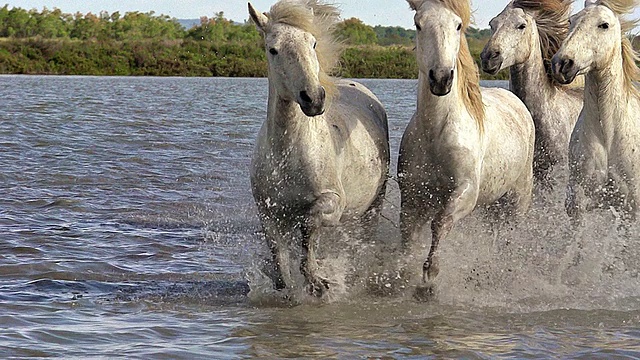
left=597, top=0, right=640, bottom=97
left=267, top=0, right=343, bottom=99
left=439, top=0, right=485, bottom=130
left=512, top=0, right=572, bottom=86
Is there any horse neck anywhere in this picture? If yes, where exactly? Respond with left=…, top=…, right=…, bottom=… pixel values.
left=266, top=80, right=325, bottom=147
left=416, top=70, right=468, bottom=133
left=583, top=50, right=627, bottom=151
left=509, top=31, right=555, bottom=105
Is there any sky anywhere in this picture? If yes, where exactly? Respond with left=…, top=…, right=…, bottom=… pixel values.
left=4, top=1, right=639, bottom=29
left=4, top=0, right=511, bottom=29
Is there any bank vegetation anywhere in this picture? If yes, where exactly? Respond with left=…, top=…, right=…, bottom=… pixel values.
left=0, top=5, right=508, bottom=79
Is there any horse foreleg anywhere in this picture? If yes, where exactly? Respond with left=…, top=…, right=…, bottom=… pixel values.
left=399, top=197, right=431, bottom=280
left=300, top=191, right=344, bottom=296
left=513, top=163, right=534, bottom=215
left=399, top=188, right=431, bottom=252
left=300, top=226, right=329, bottom=296
left=565, top=182, right=583, bottom=228
left=424, top=182, right=477, bottom=282
left=261, top=218, right=295, bottom=291
left=567, top=156, right=609, bottom=227
left=425, top=214, right=453, bottom=282
left=566, top=175, right=595, bottom=228
left=413, top=210, right=454, bottom=301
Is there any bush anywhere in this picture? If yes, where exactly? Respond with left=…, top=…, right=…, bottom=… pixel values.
left=0, top=6, right=508, bottom=80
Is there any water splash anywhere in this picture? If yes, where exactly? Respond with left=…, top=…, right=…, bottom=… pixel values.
left=246, top=172, right=640, bottom=311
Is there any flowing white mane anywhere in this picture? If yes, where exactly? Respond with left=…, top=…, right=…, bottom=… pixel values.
left=265, top=0, right=343, bottom=96
left=594, top=0, right=640, bottom=96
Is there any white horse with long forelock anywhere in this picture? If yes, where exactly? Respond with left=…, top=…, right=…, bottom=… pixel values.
left=481, top=0, right=583, bottom=190
left=399, top=0, right=535, bottom=295
left=551, top=0, right=640, bottom=223
left=248, top=0, right=390, bottom=297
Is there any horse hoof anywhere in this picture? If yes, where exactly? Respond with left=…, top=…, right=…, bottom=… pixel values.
left=414, top=282, right=436, bottom=302
left=307, top=277, right=331, bottom=297
left=423, top=257, right=440, bottom=281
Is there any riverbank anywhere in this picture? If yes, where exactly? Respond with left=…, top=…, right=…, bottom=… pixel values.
left=0, top=6, right=509, bottom=79
left=0, top=37, right=509, bottom=80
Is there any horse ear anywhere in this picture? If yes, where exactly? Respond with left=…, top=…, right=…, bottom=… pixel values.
left=248, top=2, right=269, bottom=32
left=406, top=0, right=423, bottom=11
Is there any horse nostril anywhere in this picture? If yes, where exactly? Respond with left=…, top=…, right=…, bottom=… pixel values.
left=299, top=91, right=312, bottom=103
left=491, top=51, right=501, bottom=59
left=429, top=69, right=436, bottom=81
left=450, top=69, right=454, bottom=78
left=561, top=58, right=574, bottom=73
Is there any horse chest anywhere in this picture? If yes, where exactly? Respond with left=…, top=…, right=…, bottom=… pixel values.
left=403, top=133, right=480, bottom=175
left=254, top=146, right=333, bottom=201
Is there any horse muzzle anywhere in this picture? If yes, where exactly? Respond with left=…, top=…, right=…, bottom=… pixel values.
left=428, top=68, right=454, bottom=96
left=480, top=48, right=502, bottom=75
left=551, top=55, right=578, bottom=85
left=298, top=87, right=326, bottom=117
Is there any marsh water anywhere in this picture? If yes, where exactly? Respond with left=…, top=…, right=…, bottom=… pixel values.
left=3, top=75, right=640, bottom=358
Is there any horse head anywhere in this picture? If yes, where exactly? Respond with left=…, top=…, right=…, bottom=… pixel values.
left=481, top=7, right=537, bottom=75
left=409, top=0, right=462, bottom=96
left=249, top=2, right=326, bottom=116
left=551, top=3, right=621, bottom=84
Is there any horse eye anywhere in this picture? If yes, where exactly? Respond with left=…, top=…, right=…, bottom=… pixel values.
left=456, top=23, right=462, bottom=31
left=598, top=22, right=609, bottom=29
left=269, top=48, right=278, bottom=55
left=517, top=24, right=526, bottom=30
left=415, top=23, right=422, bottom=31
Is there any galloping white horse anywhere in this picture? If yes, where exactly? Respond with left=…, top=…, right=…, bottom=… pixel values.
left=248, top=0, right=390, bottom=297
left=551, top=0, right=640, bottom=223
left=399, top=0, right=535, bottom=294
left=481, top=0, right=583, bottom=190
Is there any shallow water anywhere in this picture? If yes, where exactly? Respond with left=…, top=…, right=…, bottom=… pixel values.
left=2, top=75, right=640, bottom=358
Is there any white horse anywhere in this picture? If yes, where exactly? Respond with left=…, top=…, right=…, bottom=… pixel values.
left=481, top=0, right=583, bottom=190
left=551, top=0, right=640, bottom=223
left=399, top=0, right=535, bottom=295
left=248, top=0, right=390, bottom=297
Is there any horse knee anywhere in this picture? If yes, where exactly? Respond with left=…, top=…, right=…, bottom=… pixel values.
left=310, top=191, right=343, bottom=226
left=433, top=213, right=453, bottom=237
left=442, top=182, right=478, bottom=223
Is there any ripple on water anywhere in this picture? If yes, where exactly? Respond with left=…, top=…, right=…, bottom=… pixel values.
left=3, top=76, right=640, bottom=358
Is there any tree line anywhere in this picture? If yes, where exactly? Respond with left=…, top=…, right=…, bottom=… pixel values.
left=0, top=5, right=508, bottom=79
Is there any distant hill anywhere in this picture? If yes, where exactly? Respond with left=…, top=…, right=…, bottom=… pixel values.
left=177, top=19, right=200, bottom=30
left=177, top=18, right=244, bottom=29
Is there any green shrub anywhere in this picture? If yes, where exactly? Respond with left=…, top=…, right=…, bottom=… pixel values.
left=0, top=6, right=509, bottom=80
